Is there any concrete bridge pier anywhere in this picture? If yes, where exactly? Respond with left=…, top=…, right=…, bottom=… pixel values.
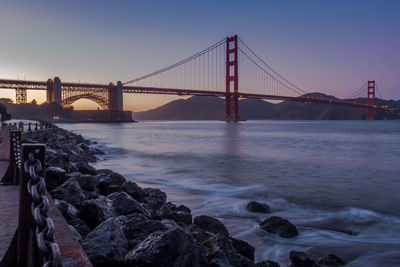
left=46, top=77, right=62, bottom=106
left=108, top=81, right=123, bottom=111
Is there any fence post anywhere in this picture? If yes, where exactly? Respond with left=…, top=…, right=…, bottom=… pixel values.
left=19, top=121, right=24, bottom=132
left=28, top=123, right=32, bottom=132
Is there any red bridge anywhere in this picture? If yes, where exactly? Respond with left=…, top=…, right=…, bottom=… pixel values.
left=0, top=35, right=391, bottom=120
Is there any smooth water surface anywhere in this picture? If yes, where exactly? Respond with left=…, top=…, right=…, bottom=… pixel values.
left=59, top=120, right=400, bottom=266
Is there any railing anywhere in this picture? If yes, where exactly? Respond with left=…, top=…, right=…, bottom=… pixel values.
left=0, top=126, right=62, bottom=266
left=2, top=121, right=53, bottom=133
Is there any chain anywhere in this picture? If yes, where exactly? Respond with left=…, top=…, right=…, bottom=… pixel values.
left=24, top=152, right=62, bottom=267
left=11, top=132, right=22, bottom=169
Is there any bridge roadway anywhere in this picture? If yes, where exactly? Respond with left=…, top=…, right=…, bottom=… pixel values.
left=0, top=78, right=386, bottom=111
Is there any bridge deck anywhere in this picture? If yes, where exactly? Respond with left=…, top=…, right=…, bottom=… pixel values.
left=0, top=161, right=18, bottom=259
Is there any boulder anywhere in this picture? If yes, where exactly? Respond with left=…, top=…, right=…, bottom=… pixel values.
left=122, top=181, right=145, bottom=201
left=192, top=215, right=229, bottom=237
left=50, top=180, right=86, bottom=207
left=143, top=188, right=167, bottom=211
left=98, top=181, right=121, bottom=196
left=80, top=196, right=117, bottom=229
left=69, top=217, right=91, bottom=238
left=159, top=202, right=192, bottom=225
left=81, top=190, right=99, bottom=200
left=112, top=192, right=151, bottom=217
left=69, top=225, right=83, bottom=242
left=246, top=201, right=270, bottom=213
left=319, top=254, right=345, bottom=266
left=55, top=199, right=79, bottom=222
left=45, top=167, right=67, bottom=191
left=289, top=251, right=318, bottom=267
left=75, top=161, right=97, bottom=175
left=72, top=174, right=98, bottom=192
left=230, top=237, right=255, bottom=261
left=125, top=227, right=208, bottom=267
left=82, top=217, right=128, bottom=266
left=122, top=213, right=167, bottom=249
left=46, top=148, right=77, bottom=172
left=259, top=216, right=298, bottom=238
left=97, top=169, right=126, bottom=185
left=257, top=260, right=280, bottom=267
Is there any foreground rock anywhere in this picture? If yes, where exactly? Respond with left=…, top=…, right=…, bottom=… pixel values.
left=246, top=201, right=270, bottom=213
left=192, top=215, right=230, bottom=237
left=125, top=227, right=208, bottom=267
left=51, top=179, right=86, bottom=207
left=259, top=216, right=298, bottom=238
left=257, top=260, right=280, bottom=267
left=319, top=254, right=345, bottom=266
left=80, top=196, right=116, bottom=229
left=82, top=217, right=128, bottom=266
left=290, top=251, right=318, bottom=267
left=230, top=237, right=255, bottom=261
left=159, top=202, right=192, bottom=225
left=112, top=192, right=151, bottom=217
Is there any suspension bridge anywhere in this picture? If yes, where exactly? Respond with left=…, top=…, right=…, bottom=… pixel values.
left=0, top=35, right=391, bottom=120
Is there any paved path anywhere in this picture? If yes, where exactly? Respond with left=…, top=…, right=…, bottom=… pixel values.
left=0, top=161, right=18, bottom=258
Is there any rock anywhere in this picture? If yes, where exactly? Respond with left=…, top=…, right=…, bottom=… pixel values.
left=230, top=237, right=255, bottom=261
left=80, top=196, right=117, bottom=229
left=289, top=251, right=318, bottom=267
left=98, top=181, right=121, bottom=196
left=112, top=192, right=151, bottom=217
left=125, top=227, right=208, bottom=267
left=69, top=225, right=83, bottom=242
left=122, top=213, right=167, bottom=249
left=82, top=217, right=128, bottom=266
left=159, top=202, right=192, bottom=225
left=72, top=174, right=98, bottom=191
left=246, top=201, right=270, bottom=213
left=81, top=190, right=99, bottom=200
left=193, top=215, right=229, bottom=237
left=50, top=180, right=86, bottom=207
left=55, top=199, right=79, bottom=222
left=143, top=188, right=167, bottom=211
left=319, top=254, right=345, bottom=266
left=257, top=260, right=280, bottom=267
left=97, top=169, right=126, bottom=185
left=106, top=192, right=121, bottom=202
left=69, top=217, right=91, bottom=238
left=259, top=216, right=298, bottom=238
left=46, top=148, right=77, bottom=172
left=75, top=161, right=97, bottom=175
left=122, top=181, right=145, bottom=201
left=45, top=167, right=67, bottom=191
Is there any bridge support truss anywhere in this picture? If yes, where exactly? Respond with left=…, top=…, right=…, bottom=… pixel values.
left=15, top=89, right=27, bottom=104
left=225, top=35, right=239, bottom=122
left=366, top=80, right=375, bottom=120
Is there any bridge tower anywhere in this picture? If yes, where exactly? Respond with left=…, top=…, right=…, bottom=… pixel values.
left=108, top=82, right=123, bottom=111
left=15, top=89, right=27, bottom=104
left=366, top=80, right=375, bottom=120
left=46, top=77, right=62, bottom=105
left=225, top=35, right=239, bottom=122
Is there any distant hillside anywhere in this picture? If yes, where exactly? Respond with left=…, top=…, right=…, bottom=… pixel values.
left=134, top=94, right=400, bottom=120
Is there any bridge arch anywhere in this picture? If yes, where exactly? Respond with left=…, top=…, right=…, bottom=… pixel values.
left=62, top=93, right=109, bottom=110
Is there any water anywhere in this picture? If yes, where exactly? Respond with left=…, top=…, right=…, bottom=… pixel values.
left=59, top=121, right=400, bottom=266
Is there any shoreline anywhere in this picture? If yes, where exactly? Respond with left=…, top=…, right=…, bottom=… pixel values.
left=26, top=125, right=345, bottom=267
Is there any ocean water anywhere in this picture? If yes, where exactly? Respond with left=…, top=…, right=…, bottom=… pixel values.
left=59, top=120, right=400, bottom=266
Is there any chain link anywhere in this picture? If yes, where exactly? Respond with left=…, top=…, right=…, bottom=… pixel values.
left=25, top=152, right=62, bottom=267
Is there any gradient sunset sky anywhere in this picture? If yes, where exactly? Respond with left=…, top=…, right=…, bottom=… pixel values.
left=0, top=0, right=399, bottom=111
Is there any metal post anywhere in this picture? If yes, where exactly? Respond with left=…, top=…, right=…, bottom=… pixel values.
left=28, top=123, right=32, bottom=132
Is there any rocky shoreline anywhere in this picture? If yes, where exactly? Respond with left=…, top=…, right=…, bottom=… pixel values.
left=25, top=126, right=345, bottom=267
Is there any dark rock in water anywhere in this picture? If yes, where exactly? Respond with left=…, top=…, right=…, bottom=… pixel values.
left=246, top=201, right=270, bottom=213
left=72, top=174, right=98, bottom=192
left=193, top=215, right=229, bottom=237
left=75, top=161, right=97, bottom=175
left=143, top=188, right=167, bottom=211
left=97, top=169, right=127, bottom=185
left=230, top=237, right=255, bottom=261
left=122, top=181, right=145, bottom=201
left=98, top=181, right=120, bottom=196
left=82, top=217, right=128, bottom=266
left=319, top=254, right=345, bottom=266
left=97, top=170, right=126, bottom=196
left=259, top=216, right=298, bottom=238
left=50, top=180, right=86, bottom=207
left=69, top=217, right=90, bottom=238
left=46, top=149, right=77, bottom=173
left=80, top=196, right=116, bottom=229
left=55, top=199, right=79, bottom=222
left=122, top=213, right=167, bottom=249
left=159, top=202, right=192, bottom=225
left=112, top=192, right=151, bottom=217
left=125, top=227, right=208, bottom=267
left=45, top=167, right=67, bottom=191
left=257, top=260, right=280, bottom=267
left=290, top=251, right=318, bottom=267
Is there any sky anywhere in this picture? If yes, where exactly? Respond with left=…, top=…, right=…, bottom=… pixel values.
left=0, top=0, right=399, bottom=111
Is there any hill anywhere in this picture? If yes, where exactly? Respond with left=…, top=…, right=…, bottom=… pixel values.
left=134, top=94, right=400, bottom=120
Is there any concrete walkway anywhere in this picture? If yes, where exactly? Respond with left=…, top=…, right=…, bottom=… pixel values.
left=0, top=161, right=18, bottom=258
